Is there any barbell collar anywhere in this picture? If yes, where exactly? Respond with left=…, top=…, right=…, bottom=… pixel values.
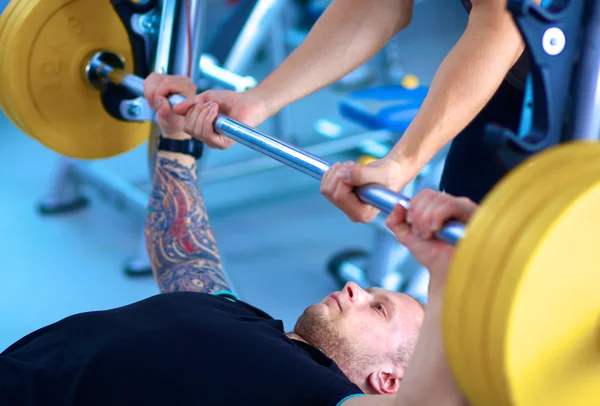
left=88, top=53, right=466, bottom=245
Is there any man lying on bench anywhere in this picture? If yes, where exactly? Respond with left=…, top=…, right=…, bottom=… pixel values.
left=0, top=74, right=475, bottom=406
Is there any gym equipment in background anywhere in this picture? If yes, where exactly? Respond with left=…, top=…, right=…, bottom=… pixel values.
left=0, top=0, right=285, bottom=275
left=1, top=0, right=439, bottom=278
left=1, top=0, right=600, bottom=403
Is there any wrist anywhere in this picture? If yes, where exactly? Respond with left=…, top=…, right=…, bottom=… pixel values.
left=382, top=150, right=419, bottom=192
left=245, top=85, right=282, bottom=121
left=378, top=156, right=414, bottom=192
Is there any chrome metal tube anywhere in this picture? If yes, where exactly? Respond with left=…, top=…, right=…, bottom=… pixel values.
left=189, top=0, right=207, bottom=84
left=215, top=114, right=331, bottom=179
left=223, top=0, right=286, bottom=74
left=199, top=55, right=257, bottom=92
left=154, top=0, right=177, bottom=73
left=170, top=0, right=190, bottom=76
left=569, top=0, right=600, bottom=141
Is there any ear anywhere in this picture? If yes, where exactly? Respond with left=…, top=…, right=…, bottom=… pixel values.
left=367, top=370, right=402, bottom=395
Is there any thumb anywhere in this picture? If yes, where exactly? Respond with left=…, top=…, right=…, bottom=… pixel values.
left=172, top=96, right=203, bottom=115
left=390, top=223, right=415, bottom=247
left=385, top=203, right=407, bottom=229
left=345, top=163, right=383, bottom=186
left=157, top=97, right=173, bottom=118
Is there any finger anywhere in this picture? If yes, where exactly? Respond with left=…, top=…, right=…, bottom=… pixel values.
left=331, top=174, right=364, bottom=222
left=419, top=191, right=446, bottom=239
left=328, top=163, right=348, bottom=195
left=156, top=96, right=174, bottom=120
left=320, top=164, right=334, bottom=195
left=173, top=97, right=201, bottom=116
left=389, top=222, right=412, bottom=246
left=189, top=104, right=212, bottom=144
left=344, top=162, right=368, bottom=186
left=428, top=199, right=456, bottom=233
left=173, top=89, right=212, bottom=115
left=202, top=103, right=219, bottom=145
left=338, top=164, right=380, bottom=222
left=173, top=75, right=198, bottom=98
left=408, top=188, right=437, bottom=226
left=321, top=163, right=343, bottom=197
left=159, top=75, right=198, bottom=100
left=344, top=162, right=382, bottom=221
left=144, top=73, right=163, bottom=109
left=455, top=197, right=478, bottom=223
left=430, top=196, right=476, bottom=231
left=205, top=104, right=233, bottom=150
left=155, top=79, right=192, bottom=105
left=407, top=189, right=428, bottom=236
left=385, top=203, right=408, bottom=231
left=183, top=104, right=206, bottom=136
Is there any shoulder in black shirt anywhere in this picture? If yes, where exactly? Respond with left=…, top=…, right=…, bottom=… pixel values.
left=0, top=292, right=363, bottom=406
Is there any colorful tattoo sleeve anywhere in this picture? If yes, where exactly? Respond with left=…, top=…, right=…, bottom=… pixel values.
left=145, top=155, right=231, bottom=294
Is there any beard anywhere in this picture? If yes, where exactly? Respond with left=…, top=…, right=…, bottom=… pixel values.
left=293, top=303, right=373, bottom=383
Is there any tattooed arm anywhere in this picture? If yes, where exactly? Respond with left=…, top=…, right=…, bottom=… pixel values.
left=144, top=73, right=232, bottom=294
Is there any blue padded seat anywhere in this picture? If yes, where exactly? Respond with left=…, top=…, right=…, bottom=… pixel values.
left=339, top=85, right=428, bottom=133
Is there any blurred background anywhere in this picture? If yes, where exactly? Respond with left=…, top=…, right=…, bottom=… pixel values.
left=0, top=0, right=467, bottom=351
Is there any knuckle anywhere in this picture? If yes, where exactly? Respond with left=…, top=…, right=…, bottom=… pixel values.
left=431, top=206, right=445, bottom=222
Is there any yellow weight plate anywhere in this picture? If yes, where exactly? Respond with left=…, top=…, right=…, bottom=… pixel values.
left=5, top=0, right=150, bottom=159
left=2, top=0, right=36, bottom=131
left=443, top=144, right=582, bottom=401
left=459, top=146, right=600, bottom=406
left=493, top=165, right=600, bottom=406
left=478, top=156, right=600, bottom=405
left=447, top=143, right=600, bottom=405
left=2, top=0, right=43, bottom=133
left=0, top=0, right=29, bottom=131
left=444, top=142, right=600, bottom=406
left=0, top=0, right=20, bottom=117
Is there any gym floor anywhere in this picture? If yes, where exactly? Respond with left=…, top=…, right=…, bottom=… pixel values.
left=0, top=0, right=466, bottom=351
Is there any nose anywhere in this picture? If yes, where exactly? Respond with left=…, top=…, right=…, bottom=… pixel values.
left=343, top=282, right=367, bottom=304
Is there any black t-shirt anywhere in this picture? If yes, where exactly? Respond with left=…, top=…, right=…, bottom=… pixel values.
left=0, top=292, right=363, bottom=406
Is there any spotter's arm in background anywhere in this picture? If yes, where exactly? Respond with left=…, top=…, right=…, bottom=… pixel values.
left=385, top=0, right=542, bottom=184
left=248, top=0, right=414, bottom=118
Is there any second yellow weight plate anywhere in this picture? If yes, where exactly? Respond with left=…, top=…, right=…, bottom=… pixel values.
left=489, top=166, right=600, bottom=406
left=444, top=142, right=600, bottom=406
left=482, top=155, right=600, bottom=405
left=443, top=143, right=584, bottom=403
left=4, top=0, right=150, bottom=159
